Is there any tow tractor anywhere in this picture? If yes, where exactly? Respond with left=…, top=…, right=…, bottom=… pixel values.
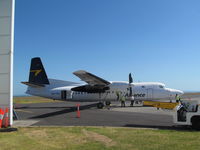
left=173, top=100, right=200, bottom=129
left=144, top=100, right=200, bottom=129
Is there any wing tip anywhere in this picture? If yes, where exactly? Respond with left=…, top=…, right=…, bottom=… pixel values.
left=73, top=70, right=87, bottom=75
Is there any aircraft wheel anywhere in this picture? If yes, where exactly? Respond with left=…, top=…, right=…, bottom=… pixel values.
left=191, top=116, right=200, bottom=130
left=97, top=102, right=104, bottom=109
left=105, top=101, right=111, bottom=106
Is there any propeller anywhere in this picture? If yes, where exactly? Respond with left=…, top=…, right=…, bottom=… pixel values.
left=128, top=73, right=134, bottom=100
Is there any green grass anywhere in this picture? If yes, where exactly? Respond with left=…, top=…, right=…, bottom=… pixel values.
left=0, top=127, right=200, bottom=150
left=13, top=96, right=61, bottom=104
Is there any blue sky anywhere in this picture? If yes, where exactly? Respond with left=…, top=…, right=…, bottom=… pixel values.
left=14, top=0, right=200, bottom=95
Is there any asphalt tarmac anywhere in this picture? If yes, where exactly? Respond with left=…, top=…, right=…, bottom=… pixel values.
left=13, top=101, right=176, bottom=129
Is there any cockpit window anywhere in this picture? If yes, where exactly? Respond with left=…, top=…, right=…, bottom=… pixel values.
left=159, top=85, right=164, bottom=88
left=142, top=86, right=145, bottom=88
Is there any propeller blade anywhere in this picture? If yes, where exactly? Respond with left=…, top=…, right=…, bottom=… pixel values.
left=128, top=73, right=133, bottom=97
left=129, top=87, right=132, bottom=97
left=129, top=73, right=133, bottom=84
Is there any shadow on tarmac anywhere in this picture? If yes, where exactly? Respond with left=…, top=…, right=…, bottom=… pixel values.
left=23, top=103, right=98, bottom=119
left=124, top=124, right=199, bottom=131
left=15, top=106, right=73, bottom=109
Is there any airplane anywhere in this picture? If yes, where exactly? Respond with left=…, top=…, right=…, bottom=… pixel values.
left=22, top=57, right=184, bottom=109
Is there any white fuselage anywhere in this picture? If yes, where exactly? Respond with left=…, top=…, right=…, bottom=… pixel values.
left=26, top=79, right=183, bottom=102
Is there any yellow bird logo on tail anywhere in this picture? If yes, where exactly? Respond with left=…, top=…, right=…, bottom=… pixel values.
left=30, top=69, right=42, bottom=76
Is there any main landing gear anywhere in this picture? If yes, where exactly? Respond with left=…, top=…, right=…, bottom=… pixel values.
left=97, top=101, right=111, bottom=109
left=97, top=102, right=104, bottom=109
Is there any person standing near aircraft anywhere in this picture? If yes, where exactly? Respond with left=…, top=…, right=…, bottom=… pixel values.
left=130, top=100, right=134, bottom=107
left=116, top=91, right=120, bottom=101
left=176, top=94, right=181, bottom=103
left=120, top=95, right=126, bottom=107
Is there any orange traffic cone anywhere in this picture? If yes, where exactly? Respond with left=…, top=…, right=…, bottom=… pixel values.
left=0, top=109, right=5, bottom=128
left=3, top=108, right=9, bottom=128
left=76, top=104, right=80, bottom=118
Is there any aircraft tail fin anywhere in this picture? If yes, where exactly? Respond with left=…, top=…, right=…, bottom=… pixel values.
left=21, top=57, right=50, bottom=87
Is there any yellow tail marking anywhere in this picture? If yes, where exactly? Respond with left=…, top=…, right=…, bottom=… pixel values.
left=30, top=69, right=42, bottom=76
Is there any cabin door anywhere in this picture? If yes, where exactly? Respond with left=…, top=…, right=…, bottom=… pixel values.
left=61, top=90, right=67, bottom=100
left=147, top=89, right=153, bottom=100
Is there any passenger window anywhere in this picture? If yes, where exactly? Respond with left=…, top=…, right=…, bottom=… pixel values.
left=142, top=86, right=145, bottom=88
left=159, top=85, right=164, bottom=88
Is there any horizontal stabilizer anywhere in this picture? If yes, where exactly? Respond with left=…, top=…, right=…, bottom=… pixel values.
left=21, top=82, right=45, bottom=88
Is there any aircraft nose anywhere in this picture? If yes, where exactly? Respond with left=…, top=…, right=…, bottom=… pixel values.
left=170, top=89, right=184, bottom=96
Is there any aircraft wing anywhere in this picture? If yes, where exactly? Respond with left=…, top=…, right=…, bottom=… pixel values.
left=73, top=70, right=110, bottom=86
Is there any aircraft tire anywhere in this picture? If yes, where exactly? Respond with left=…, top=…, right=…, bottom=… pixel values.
left=105, top=101, right=111, bottom=106
left=97, top=102, right=104, bottom=109
left=191, top=116, right=200, bottom=130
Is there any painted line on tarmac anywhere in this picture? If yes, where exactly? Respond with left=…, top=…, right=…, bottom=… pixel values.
left=15, top=109, right=33, bottom=113
left=13, top=120, right=40, bottom=127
